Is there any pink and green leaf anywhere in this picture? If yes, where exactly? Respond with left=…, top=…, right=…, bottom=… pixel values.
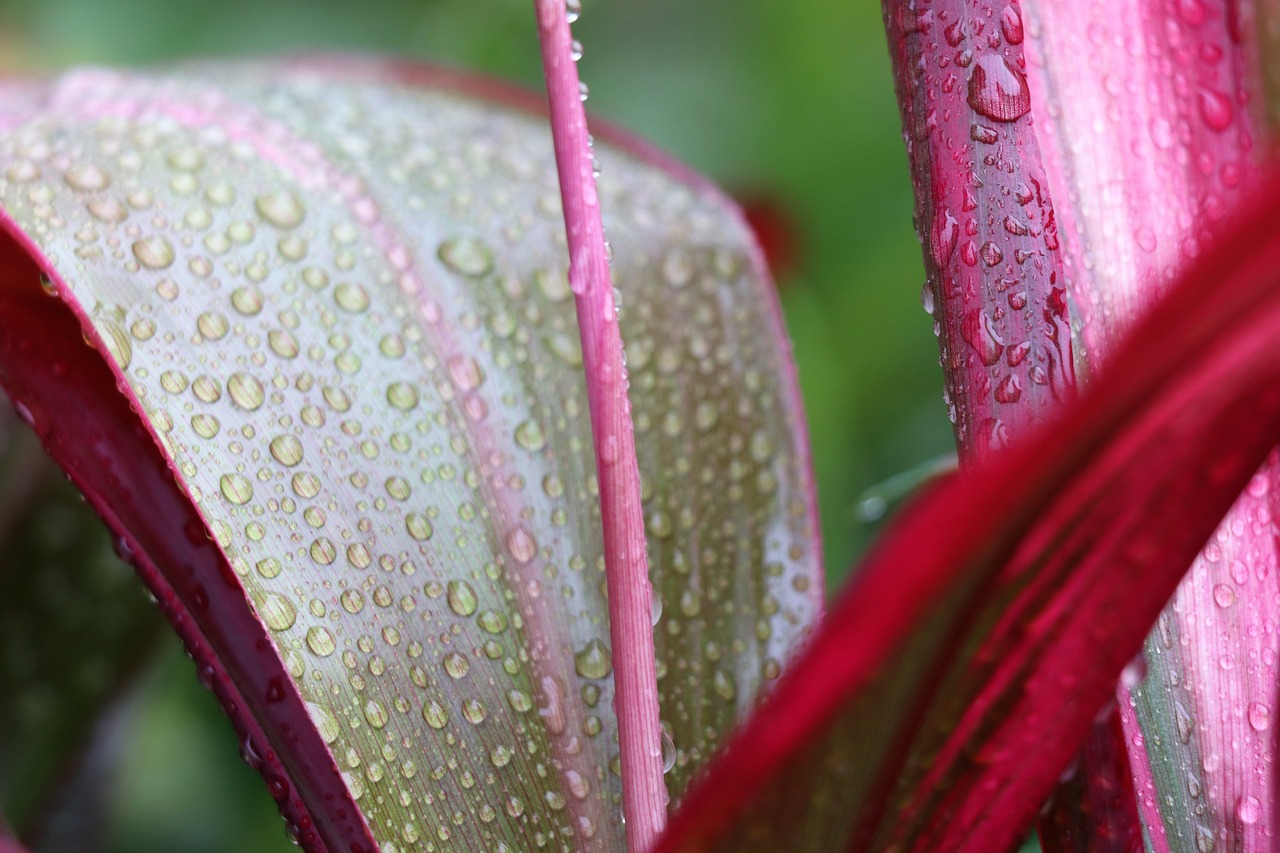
left=1025, top=0, right=1273, bottom=847
left=654, top=165, right=1280, bottom=852
left=0, top=58, right=821, bottom=851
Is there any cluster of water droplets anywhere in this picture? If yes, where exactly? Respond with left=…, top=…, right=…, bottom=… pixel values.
left=0, top=62, right=820, bottom=850
left=892, top=1, right=1073, bottom=457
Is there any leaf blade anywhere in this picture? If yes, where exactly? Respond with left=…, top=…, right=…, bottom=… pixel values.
left=0, top=58, right=822, bottom=851
left=655, top=165, right=1280, bottom=852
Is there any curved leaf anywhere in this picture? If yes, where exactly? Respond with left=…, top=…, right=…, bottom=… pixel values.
left=655, top=166, right=1280, bottom=852
left=1025, top=1, right=1274, bottom=848
left=0, top=58, right=821, bottom=851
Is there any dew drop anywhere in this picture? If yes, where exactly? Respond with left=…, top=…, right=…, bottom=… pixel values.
left=269, top=435, right=304, bottom=467
left=438, top=237, right=493, bottom=277
left=405, top=513, right=433, bottom=541
left=967, top=54, right=1032, bottom=122
left=443, top=652, right=470, bottom=679
left=307, top=703, right=340, bottom=745
left=306, top=626, right=337, bottom=657
left=258, top=592, right=298, bottom=631
left=334, top=282, right=371, bottom=313
left=446, top=354, right=485, bottom=391
left=447, top=580, right=478, bottom=617
left=422, top=699, right=448, bottom=729
left=65, top=162, right=110, bottom=192
left=514, top=419, right=546, bottom=452
left=255, top=190, right=306, bottom=229
left=574, top=639, right=612, bottom=679
left=507, top=527, right=537, bottom=564
left=363, top=699, right=389, bottom=729
left=1238, top=795, right=1261, bottom=825
left=228, top=372, right=265, bottom=411
left=386, top=381, right=419, bottom=412
left=220, top=473, right=254, bottom=505
left=1248, top=701, right=1271, bottom=732
left=132, top=235, right=176, bottom=270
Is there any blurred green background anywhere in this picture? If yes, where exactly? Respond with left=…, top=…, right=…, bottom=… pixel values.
left=0, top=1, right=955, bottom=850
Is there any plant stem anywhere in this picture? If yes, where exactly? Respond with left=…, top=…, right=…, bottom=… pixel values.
left=532, top=2, right=668, bottom=851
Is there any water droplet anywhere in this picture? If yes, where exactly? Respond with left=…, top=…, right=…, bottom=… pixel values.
left=446, top=354, right=484, bottom=391
left=405, top=513, right=433, bottom=541
left=507, top=527, right=537, bottom=564
left=132, top=236, right=176, bottom=270
left=574, top=639, right=612, bottom=679
left=363, top=699, right=389, bottom=729
left=228, top=372, right=265, bottom=410
left=386, top=381, right=419, bottom=411
left=443, top=652, right=470, bottom=679
left=306, top=626, right=336, bottom=657
left=1248, top=701, right=1271, bottom=732
left=660, top=728, right=676, bottom=773
left=461, top=698, right=488, bottom=724
left=65, top=163, right=110, bottom=192
left=422, top=700, right=448, bottom=729
left=220, top=473, right=254, bottom=505
left=438, top=238, right=493, bottom=277
left=447, top=580, right=478, bottom=616
left=255, top=190, right=305, bottom=229
left=967, top=54, right=1031, bottom=122
left=1238, top=796, right=1261, bottom=825
left=334, top=282, right=370, bottom=313
left=258, top=592, right=297, bottom=631
left=1212, top=583, right=1235, bottom=608
left=307, top=703, right=340, bottom=744
left=1198, top=89, right=1234, bottom=132
left=514, top=419, right=546, bottom=451
left=566, top=0, right=581, bottom=23
left=270, top=435, right=304, bottom=466
left=1000, top=5, right=1024, bottom=44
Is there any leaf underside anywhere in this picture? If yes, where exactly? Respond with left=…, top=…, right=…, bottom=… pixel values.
left=654, top=167, right=1280, bottom=852
left=0, top=58, right=822, bottom=852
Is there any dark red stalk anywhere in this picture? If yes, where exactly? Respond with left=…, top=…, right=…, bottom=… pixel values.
left=881, top=2, right=1137, bottom=844
left=881, top=0, right=1073, bottom=462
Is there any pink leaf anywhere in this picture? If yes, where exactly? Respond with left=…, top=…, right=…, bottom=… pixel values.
left=655, top=166, right=1280, bottom=852
left=1025, top=1, right=1272, bottom=846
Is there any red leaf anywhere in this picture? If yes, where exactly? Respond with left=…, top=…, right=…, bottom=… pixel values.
left=655, top=166, right=1280, bottom=851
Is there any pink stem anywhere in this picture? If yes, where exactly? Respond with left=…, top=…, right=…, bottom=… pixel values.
left=532, top=2, right=668, bottom=851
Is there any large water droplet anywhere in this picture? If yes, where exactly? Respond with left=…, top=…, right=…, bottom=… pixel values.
left=967, top=55, right=1031, bottom=122
left=574, top=639, right=612, bottom=679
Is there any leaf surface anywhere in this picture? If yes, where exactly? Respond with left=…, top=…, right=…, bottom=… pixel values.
left=1024, top=1, right=1274, bottom=847
left=655, top=165, right=1280, bottom=852
left=0, top=58, right=821, bottom=851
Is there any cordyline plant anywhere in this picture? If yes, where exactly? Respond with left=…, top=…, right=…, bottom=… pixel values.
left=6, top=0, right=1280, bottom=851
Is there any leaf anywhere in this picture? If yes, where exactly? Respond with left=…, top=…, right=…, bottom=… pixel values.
left=654, top=166, right=1280, bottom=852
left=880, top=0, right=1074, bottom=460
left=0, top=409, right=164, bottom=841
left=0, top=58, right=821, bottom=851
left=534, top=3, right=669, bottom=846
left=1024, top=1, right=1274, bottom=847
left=879, top=3, right=1135, bottom=846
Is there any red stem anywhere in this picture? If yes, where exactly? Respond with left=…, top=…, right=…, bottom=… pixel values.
left=532, top=2, right=668, bottom=851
